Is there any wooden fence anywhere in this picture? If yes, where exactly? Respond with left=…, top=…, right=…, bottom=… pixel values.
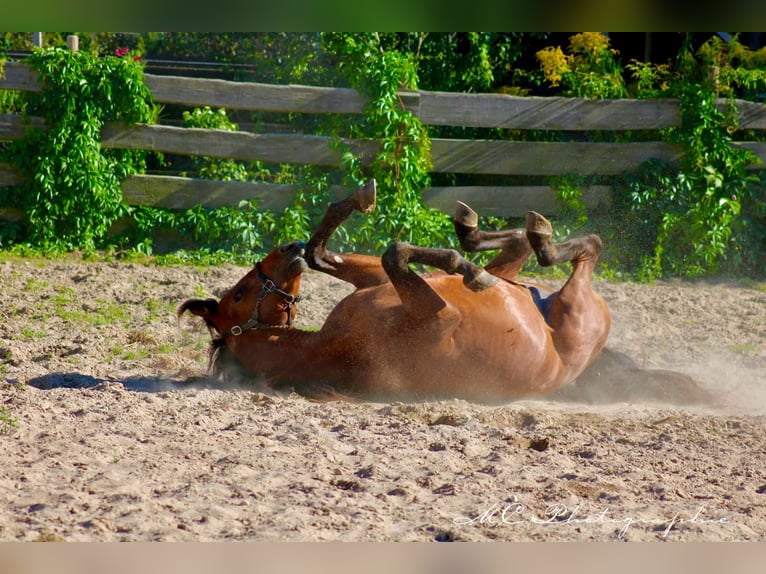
left=2, top=61, right=766, bottom=222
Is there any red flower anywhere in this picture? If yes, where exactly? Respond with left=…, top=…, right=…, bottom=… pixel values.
left=114, top=47, right=129, bottom=57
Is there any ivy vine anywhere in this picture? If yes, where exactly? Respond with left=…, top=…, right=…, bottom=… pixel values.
left=615, top=37, right=766, bottom=279
left=322, top=33, right=453, bottom=253
left=3, top=48, right=154, bottom=251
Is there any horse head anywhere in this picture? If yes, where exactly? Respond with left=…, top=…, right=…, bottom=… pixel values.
left=178, top=241, right=308, bottom=337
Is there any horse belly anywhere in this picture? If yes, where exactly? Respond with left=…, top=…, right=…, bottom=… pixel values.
left=320, top=280, right=566, bottom=400
left=397, top=287, right=563, bottom=400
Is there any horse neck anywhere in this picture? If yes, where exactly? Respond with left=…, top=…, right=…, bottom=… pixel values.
left=229, top=328, right=324, bottom=382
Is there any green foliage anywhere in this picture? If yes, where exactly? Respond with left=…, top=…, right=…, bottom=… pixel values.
left=697, top=35, right=766, bottom=101
left=120, top=105, right=293, bottom=260
left=616, top=37, right=766, bottom=279
left=126, top=200, right=278, bottom=260
left=352, top=33, right=529, bottom=94
left=2, top=48, right=154, bottom=251
left=551, top=175, right=589, bottom=238
left=180, top=106, right=258, bottom=182
left=1, top=33, right=764, bottom=278
left=322, top=33, right=453, bottom=252
left=0, top=33, right=533, bottom=262
left=646, top=87, right=753, bottom=277
left=145, top=33, right=329, bottom=85
left=537, top=32, right=627, bottom=99
left=140, top=32, right=544, bottom=93
left=625, top=59, right=672, bottom=98
left=534, top=33, right=765, bottom=279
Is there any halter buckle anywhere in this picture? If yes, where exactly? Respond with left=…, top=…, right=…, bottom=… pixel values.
left=229, top=325, right=243, bottom=336
left=261, top=278, right=277, bottom=292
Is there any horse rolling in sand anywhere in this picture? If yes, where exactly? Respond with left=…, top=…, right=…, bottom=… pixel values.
left=179, top=179, right=611, bottom=402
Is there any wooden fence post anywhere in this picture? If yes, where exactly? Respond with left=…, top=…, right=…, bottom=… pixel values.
left=67, top=35, right=79, bottom=52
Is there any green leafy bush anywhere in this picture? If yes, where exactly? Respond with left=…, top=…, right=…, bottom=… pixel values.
left=536, top=32, right=627, bottom=99
left=322, top=33, right=453, bottom=252
left=2, top=48, right=154, bottom=252
left=615, top=36, right=766, bottom=279
left=537, top=34, right=765, bottom=279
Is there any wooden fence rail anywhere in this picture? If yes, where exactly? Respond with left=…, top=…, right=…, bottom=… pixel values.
left=2, top=61, right=766, bottom=219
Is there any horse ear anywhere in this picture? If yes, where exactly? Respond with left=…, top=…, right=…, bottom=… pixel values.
left=177, top=298, right=219, bottom=320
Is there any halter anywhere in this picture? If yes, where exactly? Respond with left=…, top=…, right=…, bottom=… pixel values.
left=221, top=263, right=302, bottom=337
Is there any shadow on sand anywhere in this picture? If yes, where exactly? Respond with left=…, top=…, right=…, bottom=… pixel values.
left=24, top=347, right=715, bottom=407
left=550, top=348, right=715, bottom=406
left=25, top=372, right=223, bottom=393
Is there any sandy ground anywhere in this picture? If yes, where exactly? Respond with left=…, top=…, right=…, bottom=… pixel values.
left=1, top=258, right=765, bottom=541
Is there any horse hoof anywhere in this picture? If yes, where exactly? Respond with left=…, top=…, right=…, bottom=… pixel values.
left=525, top=211, right=553, bottom=238
left=454, top=201, right=478, bottom=228
left=354, top=179, right=377, bottom=213
left=464, top=269, right=499, bottom=292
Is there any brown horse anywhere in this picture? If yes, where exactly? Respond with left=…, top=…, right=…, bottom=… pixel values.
left=179, top=180, right=611, bottom=402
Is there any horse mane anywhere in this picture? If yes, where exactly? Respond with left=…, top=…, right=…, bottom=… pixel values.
left=208, top=337, right=253, bottom=383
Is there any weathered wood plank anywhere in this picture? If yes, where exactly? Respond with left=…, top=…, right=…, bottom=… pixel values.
left=100, top=123, right=380, bottom=166
left=0, top=113, right=45, bottom=140
left=419, top=91, right=766, bottom=131
left=0, top=208, right=24, bottom=222
left=101, top=123, right=686, bottom=175
left=0, top=161, right=24, bottom=221
left=732, top=100, right=766, bottom=130
left=0, top=162, right=23, bottom=186
left=100, top=121, right=687, bottom=176
left=0, top=62, right=40, bottom=92
left=430, top=140, right=684, bottom=175
left=419, top=91, right=681, bottom=130
left=736, top=141, right=766, bottom=165
left=144, top=74, right=422, bottom=116
left=6, top=114, right=763, bottom=177
left=0, top=113, right=24, bottom=140
left=4, top=62, right=766, bottom=131
left=0, top=64, right=681, bottom=132
left=121, top=175, right=297, bottom=210
left=7, top=169, right=604, bottom=219
left=121, top=175, right=606, bottom=218
left=0, top=64, right=685, bottom=131
left=122, top=175, right=348, bottom=211
left=145, top=73, right=367, bottom=114
left=0, top=63, right=417, bottom=116
left=423, top=185, right=612, bottom=217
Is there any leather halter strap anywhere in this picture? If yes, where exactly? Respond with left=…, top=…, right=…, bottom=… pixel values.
left=221, top=263, right=301, bottom=337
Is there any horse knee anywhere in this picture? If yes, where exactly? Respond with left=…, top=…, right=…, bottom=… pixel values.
left=583, top=234, right=603, bottom=261
left=587, top=234, right=602, bottom=253
left=440, top=249, right=462, bottom=274
left=382, top=242, right=408, bottom=276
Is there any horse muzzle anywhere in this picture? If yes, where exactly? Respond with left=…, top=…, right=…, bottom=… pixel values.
left=285, top=241, right=308, bottom=275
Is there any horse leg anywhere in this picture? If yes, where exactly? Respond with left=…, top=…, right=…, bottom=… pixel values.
left=304, top=179, right=389, bottom=289
left=453, top=201, right=533, bottom=281
left=525, top=211, right=611, bottom=376
left=525, top=211, right=603, bottom=268
left=382, top=242, right=498, bottom=321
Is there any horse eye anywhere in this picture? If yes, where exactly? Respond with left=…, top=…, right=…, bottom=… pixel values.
left=232, top=287, right=244, bottom=303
